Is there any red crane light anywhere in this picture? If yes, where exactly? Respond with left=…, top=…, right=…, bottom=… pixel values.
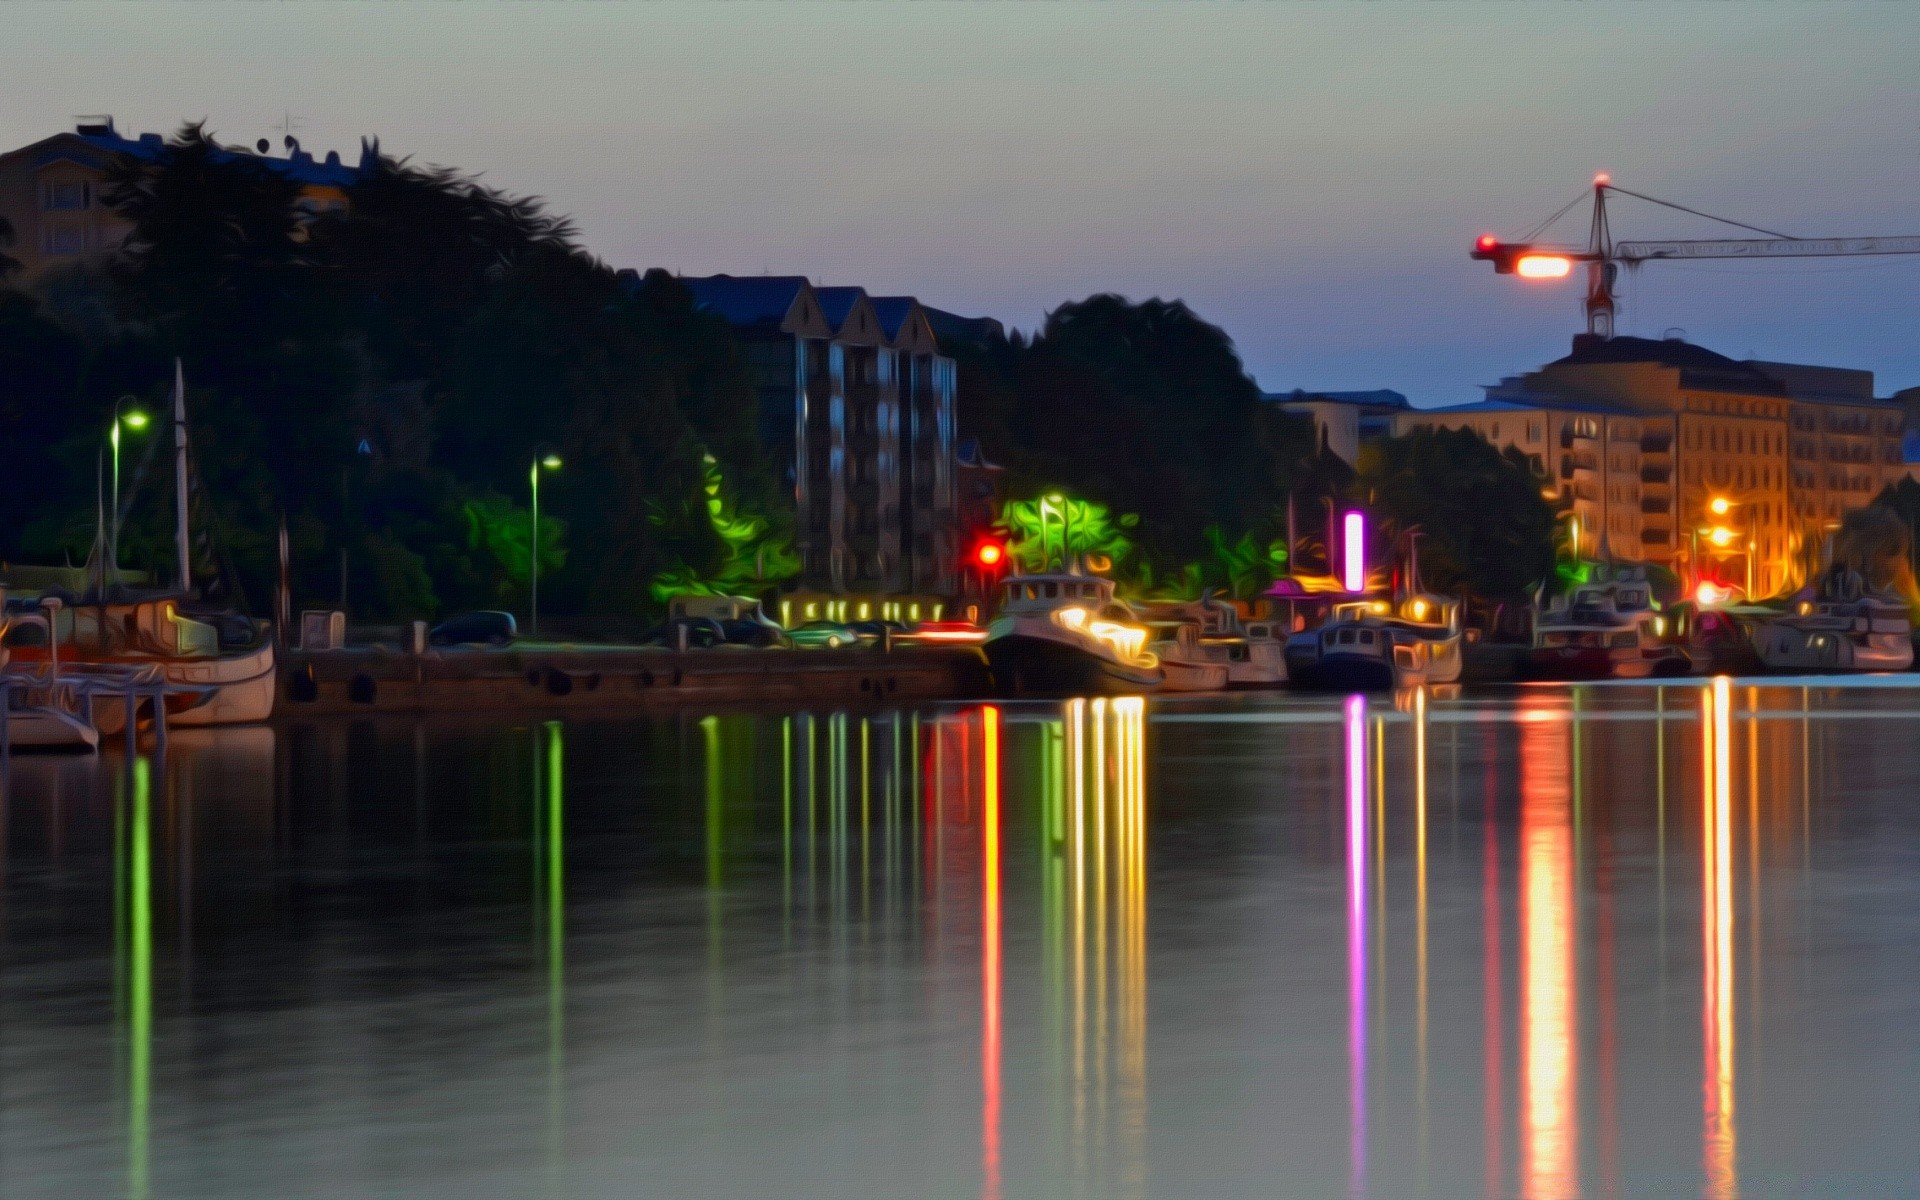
left=974, top=541, right=1005, bottom=568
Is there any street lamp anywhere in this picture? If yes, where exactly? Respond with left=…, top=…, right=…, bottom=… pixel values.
left=529, top=447, right=563, bottom=637
left=109, top=396, right=150, bottom=579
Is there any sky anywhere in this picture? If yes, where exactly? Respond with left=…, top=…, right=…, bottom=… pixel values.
left=8, top=4, right=1920, bottom=406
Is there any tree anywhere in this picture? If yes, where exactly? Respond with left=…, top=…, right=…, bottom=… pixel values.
left=1354, top=427, right=1558, bottom=602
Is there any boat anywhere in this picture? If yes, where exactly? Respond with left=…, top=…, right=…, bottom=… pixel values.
left=0, top=607, right=100, bottom=753
left=984, top=572, right=1164, bottom=696
left=1284, top=591, right=1465, bottom=690
left=0, top=359, right=277, bottom=730
left=1525, top=563, right=1695, bottom=679
left=1752, top=566, right=1914, bottom=673
left=1143, top=595, right=1288, bottom=688
left=3, top=597, right=275, bottom=730
left=1142, top=622, right=1231, bottom=692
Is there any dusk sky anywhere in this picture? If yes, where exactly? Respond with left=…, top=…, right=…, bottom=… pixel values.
left=10, top=5, right=1919, bottom=405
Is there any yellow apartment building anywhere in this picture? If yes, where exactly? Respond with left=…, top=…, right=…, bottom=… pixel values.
left=1398, top=335, right=1906, bottom=598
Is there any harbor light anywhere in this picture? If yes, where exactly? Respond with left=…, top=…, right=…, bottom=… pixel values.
left=1342, top=511, right=1366, bottom=593
left=1708, top=526, right=1736, bottom=548
left=1709, top=496, right=1731, bottom=516
left=122, top=410, right=149, bottom=429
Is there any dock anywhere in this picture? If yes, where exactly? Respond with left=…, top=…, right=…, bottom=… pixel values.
left=280, top=643, right=995, bottom=715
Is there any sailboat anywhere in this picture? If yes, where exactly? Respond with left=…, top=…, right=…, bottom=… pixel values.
left=5, top=361, right=277, bottom=729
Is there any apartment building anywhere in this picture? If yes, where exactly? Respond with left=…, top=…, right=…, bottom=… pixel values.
left=1399, top=335, right=1905, bottom=598
left=674, top=274, right=964, bottom=596
left=0, top=117, right=365, bottom=282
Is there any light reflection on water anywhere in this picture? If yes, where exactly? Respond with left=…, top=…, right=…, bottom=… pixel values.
left=1, top=684, right=1918, bottom=1197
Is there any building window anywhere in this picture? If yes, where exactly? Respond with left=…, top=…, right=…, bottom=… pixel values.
left=42, top=181, right=90, bottom=211
left=42, top=226, right=85, bottom=255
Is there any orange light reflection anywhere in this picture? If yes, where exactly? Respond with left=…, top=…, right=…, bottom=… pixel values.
left=1520, top=698, right=1577, bottom=1197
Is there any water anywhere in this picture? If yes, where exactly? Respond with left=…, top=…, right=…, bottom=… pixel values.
left=1, top=684, right=1917, bottom=1198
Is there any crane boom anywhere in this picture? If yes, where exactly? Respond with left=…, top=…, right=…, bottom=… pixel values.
left=1473, top=176, right=1920, bottom=338
left=1617, top=235, right=1920, bottom=263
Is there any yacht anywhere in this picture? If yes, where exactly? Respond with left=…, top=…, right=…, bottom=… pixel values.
left=1527, top=563, right=1695, bottom=679
left=1285, top=592, right=1463, bottom=690
left=1753, top=567, right=1914, bottom=673
left=984, top=572, right=1164, bottom=696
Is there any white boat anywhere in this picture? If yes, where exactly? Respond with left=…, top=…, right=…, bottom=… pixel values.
left=985, top=572, right=1165, bottom=696
left=1753, top=567, right=1914, bottom=673
left=1527, top=563, right=1695, bottom=679
left=1285, top=593, right=1464, bottom=690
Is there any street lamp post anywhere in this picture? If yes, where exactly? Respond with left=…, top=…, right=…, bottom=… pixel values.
left=529, top=447, right=563, bottom=638
left=109, top=396, right=150, bottom=581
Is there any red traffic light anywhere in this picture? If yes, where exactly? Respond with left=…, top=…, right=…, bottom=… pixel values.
left=974, top=541, right=1005, bottom=568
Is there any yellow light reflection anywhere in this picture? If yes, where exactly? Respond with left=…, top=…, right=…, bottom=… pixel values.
left=1414, top=687, right=1430, bottom=1181
left=1520, top=697, right=1577, bottom=1198
left=1345, top=694, right=1368, bottom=1200
left=982, top=704, right=1002, bottom=1200
left=1702, top=677, right=1739, bottom=1198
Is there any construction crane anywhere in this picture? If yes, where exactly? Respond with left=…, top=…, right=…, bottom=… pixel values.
left=1471, top=174, right=1920, bottom=339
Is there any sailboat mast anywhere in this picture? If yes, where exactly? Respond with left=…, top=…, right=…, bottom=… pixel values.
left=173, top=357, right=192, bottom=594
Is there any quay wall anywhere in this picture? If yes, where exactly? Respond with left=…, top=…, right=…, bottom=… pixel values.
left=281, top=645, right=994, bottom=716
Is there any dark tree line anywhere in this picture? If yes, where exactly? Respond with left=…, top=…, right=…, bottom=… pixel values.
left=954, top=294, right=1560, bottom=603
left=0, top=124, right=780, bottom=625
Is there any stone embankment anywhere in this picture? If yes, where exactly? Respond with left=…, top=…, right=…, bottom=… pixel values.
left=282, top=644, right=994, bottom=715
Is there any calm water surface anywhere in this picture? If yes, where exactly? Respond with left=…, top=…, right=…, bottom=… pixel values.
left=2, top=683, right=1918, bottom=1198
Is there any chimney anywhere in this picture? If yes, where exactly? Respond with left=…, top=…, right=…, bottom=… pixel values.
left=74, top=114, right=115, bottom=137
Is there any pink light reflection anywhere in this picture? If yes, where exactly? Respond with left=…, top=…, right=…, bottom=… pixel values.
left=1343, top=512, right=1367, bottom=594
left=1345, top=694, right=1368, bottom=1199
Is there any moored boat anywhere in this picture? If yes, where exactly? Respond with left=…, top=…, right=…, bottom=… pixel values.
left=1525, top=563, right=1695, bottom=679
left=984, top=573, right=1164, bottom=696
left=1752, top=567, right=1914, bottom=673
left=1285, top=592, right=1464, bottom=690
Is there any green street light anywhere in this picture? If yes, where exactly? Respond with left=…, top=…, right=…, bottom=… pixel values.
left=530, top=447, right=563, bottom=637
left=109, top=396, right=151, bottom=579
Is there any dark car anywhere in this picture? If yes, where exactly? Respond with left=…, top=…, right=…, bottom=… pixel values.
left=640, top=618, right=726, bottom=649
left=721, top=618, right=787, bottom=648
left=430, top=610, right=517, bottom=646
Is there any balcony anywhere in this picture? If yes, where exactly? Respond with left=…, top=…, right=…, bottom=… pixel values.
left=1640, top=497, right=1672, bottom=515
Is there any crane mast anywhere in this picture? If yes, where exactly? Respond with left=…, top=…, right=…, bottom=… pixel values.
left=1471, top=176, right=1920, bottom=339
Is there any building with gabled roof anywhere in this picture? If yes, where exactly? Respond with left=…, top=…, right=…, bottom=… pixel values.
left=673, top=273, right=963, bottom=595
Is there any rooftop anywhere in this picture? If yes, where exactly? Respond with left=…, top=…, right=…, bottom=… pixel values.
left=1263, top=388, right=1411, bottom=410
left=1548, top=334, right=1787, bottom=396
left=813, top=286, right=867, bottom=331
left=677, top=274, right=812, bottom=330
left=2, top=118, right=368, bottom=189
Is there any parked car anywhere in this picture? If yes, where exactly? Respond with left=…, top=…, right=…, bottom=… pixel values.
left=721, top=618, right=788, bottom=648
left=640, top=618, right=726, bottom=649
left=785, top=621, right=864, bottom=649
left=430, top=610, right=517, bottom=646
left=848, top=620, right=907, bottom=643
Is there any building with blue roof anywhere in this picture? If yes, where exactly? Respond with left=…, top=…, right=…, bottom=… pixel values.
left=672, top=273, right=978, bottom=595
left=0, top=116, right=373, bottom=282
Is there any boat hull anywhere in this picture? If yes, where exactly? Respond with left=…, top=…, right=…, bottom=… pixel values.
left=1752, top=622, right=1914, bottom=673
left=57, top=643, right=278, bottom=732
left=985, top=633, right=1162, bottom=697
left=1286, top=650, right=1398, bottom=692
